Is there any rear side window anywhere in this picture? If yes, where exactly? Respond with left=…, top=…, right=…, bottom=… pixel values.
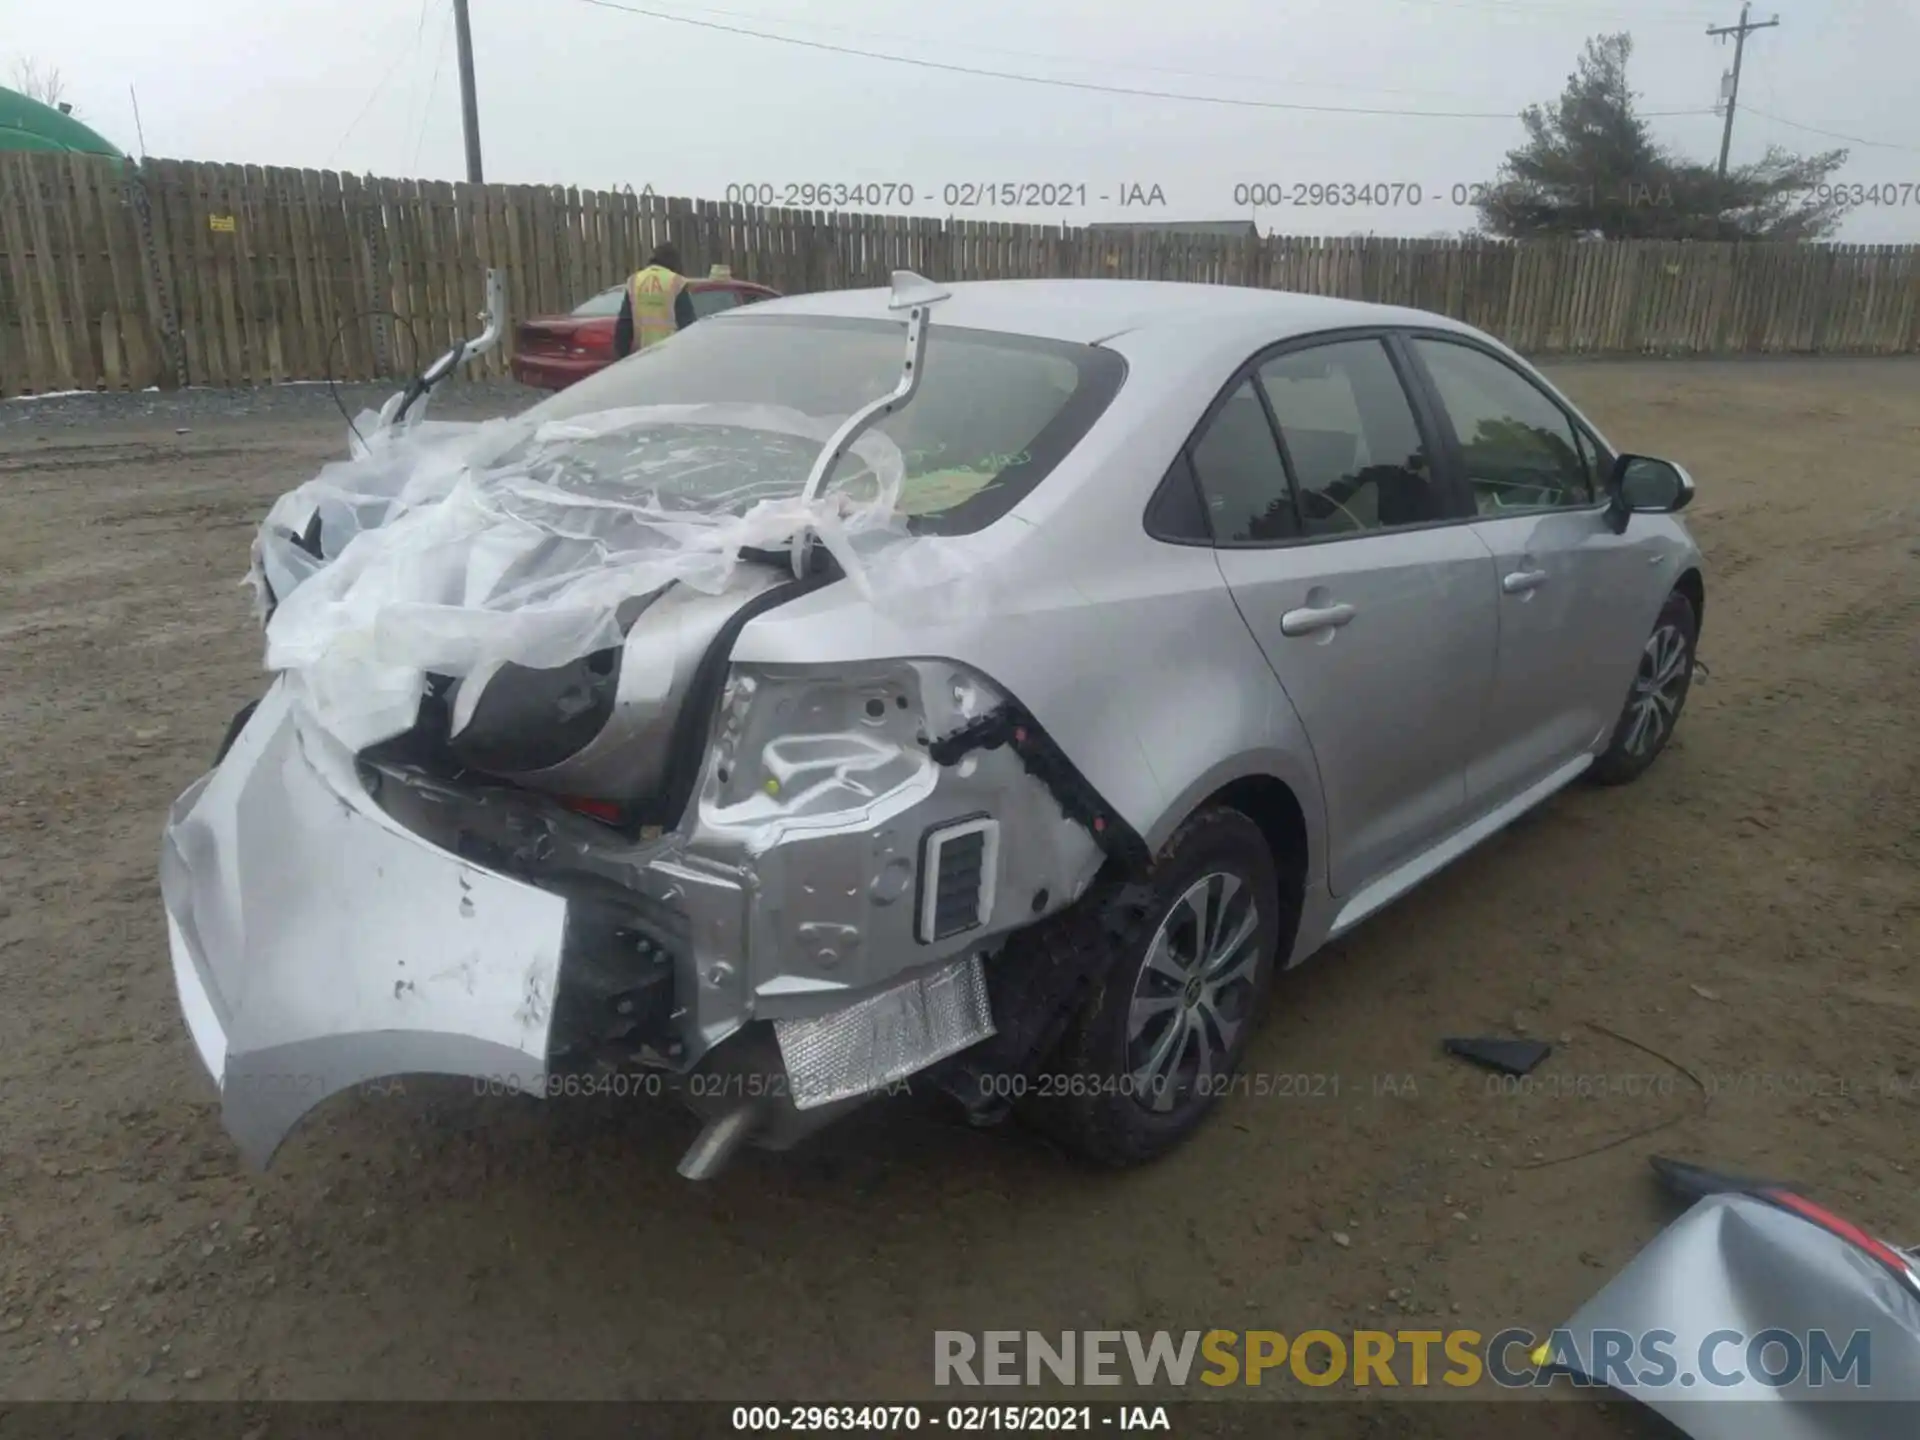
left=1257, top=339, right=1440, bottom=535
left=1188, top=380, right=1297, bottom=542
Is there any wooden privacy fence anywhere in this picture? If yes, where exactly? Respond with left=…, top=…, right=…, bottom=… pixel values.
left=4, top=151, right=1920, bottom=397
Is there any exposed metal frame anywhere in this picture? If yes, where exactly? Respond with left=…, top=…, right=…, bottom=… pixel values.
left=789, top=270, right=951, bottom=578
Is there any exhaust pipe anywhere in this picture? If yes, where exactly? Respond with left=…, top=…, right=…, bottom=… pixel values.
left=676, top=1103, right=761, bottom=1181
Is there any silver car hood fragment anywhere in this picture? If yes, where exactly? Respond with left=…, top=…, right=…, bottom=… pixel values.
left=1549, top=1191, right=1920, bottom=1439
left=160, top=679, right=570, bottom=1165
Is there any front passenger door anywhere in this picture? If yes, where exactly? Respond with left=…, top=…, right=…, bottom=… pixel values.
left=1405, top=336, right=1658, bottom=808
left=1194, top=336, right=1497, bottom=898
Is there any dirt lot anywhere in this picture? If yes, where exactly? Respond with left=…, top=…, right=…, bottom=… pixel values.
left=0, top=362, right=1915, bottom=1426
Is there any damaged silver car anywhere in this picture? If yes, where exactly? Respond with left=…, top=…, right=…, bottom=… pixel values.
left=162, top=270, right=1705, bottom=1178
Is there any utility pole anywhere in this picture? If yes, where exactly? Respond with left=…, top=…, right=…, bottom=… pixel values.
left=1708, top=3, right=1780, bottom=180
left=452, top=0, right=485, bottom=183
left=128, top=84, right=148, bottom=158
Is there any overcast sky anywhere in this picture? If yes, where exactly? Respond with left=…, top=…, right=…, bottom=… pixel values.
left=7, top=0, right=1918, bottom=241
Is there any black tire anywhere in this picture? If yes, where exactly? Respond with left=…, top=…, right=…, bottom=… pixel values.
left=1588, top=589, right=1699, bottom=787
left=1018, top=806, right=1284, bottom=1167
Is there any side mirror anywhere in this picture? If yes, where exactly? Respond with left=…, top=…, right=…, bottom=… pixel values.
left=1605, top=454, right=1694, bottom=531
left=1611, top=455, right=1695, bottom=513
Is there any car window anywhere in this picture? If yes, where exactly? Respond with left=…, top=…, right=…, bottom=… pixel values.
left=1189, top=380, right=1298, bottom=542
left=571, top=285, right=627, bottom=319
left=1257, top=339, right=1440, bottom=536
left=1412, top=338, right=1593, bottom=512
left=687, top=288, right=742, bottom=321
left=1576, top=426, right=1612, bottom=490
left=1145, top=452, right=1212, bottom=543
left=522, top=315, right=1126, bottom=535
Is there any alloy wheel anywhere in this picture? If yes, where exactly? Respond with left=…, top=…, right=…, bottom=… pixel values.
left=1625, top=622, right=1691, bottom=757
left=1126, top=871, right=1262, bottom=1113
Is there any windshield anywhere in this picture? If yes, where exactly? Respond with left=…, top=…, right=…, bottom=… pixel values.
left=520, top=314, right=1126, bottom=534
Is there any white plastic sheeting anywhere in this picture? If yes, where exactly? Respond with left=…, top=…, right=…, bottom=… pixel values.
left=251, top=404, right=969, bottom=748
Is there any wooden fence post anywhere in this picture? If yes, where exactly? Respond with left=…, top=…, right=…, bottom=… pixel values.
left=127, top=159, right=186, bottom=389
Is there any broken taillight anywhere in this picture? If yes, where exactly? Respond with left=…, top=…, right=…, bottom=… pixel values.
left=1651, top=1155, right=1920, bottom=1301
left=558, top=795, right=626, bottom=825
left=1763, top=1189, right=1920, bottom=1298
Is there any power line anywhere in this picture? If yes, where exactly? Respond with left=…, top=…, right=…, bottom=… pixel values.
left=401, top=0, right=446, bottom=161
left=601, top=0, right=1547, bottom=103
left=1370, top=0, right=1723, bottom=23
left=414, top=4, right=456, bottom=171
left=327, top=6, right=440, bottom=166
left=569, top=0, right=1712, bottom=120
left=1740, top=104, right=1920, bottom=154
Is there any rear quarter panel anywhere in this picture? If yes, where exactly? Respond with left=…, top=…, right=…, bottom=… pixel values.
left=730, top=330, right=1329, bottom=894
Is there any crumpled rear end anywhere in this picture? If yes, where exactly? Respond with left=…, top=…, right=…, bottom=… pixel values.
left=160, top=679, right=569, bottom=1166
left=164, top=301, right=1123, bottom=1175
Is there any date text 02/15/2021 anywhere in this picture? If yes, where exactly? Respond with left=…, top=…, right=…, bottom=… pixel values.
left=722, top=182, right=1168, bottom=209
left=730, top=1405, right=1172, bottom=1432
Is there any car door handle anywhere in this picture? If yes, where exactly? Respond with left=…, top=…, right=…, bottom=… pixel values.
left=1502, top=568, right=1549, bottom=595
left=1280, top=602, right=1356, bottom=637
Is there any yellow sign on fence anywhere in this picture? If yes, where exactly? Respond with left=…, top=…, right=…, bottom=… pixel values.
left=208, top=214, right=235, bottom=233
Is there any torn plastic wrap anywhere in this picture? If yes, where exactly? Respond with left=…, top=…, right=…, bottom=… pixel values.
left=250, top=402, right=976, bottom=749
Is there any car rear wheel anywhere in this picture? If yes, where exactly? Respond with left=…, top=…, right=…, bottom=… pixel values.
left=1020, top=807, right=1282, bottom=1166
left=1588, top=589, right=1699, bottom=786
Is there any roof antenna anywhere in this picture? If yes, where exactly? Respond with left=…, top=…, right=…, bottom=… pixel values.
left=790, top=270, right=951, bottom=579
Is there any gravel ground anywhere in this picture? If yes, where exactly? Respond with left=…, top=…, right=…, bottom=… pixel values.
left=0, top=359, right=1915, bottom=1431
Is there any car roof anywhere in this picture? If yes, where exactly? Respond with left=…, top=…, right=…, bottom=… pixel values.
left=729, top=278, right=1484, bottom=348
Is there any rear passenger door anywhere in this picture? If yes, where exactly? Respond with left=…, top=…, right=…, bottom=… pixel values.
left=1402, top=335, right=1657, bottom=808
left=1188, top=333, right=1498, bottom=898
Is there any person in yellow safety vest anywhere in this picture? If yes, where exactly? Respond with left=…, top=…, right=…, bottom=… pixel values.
left=613, top=243, right=696, bottom=358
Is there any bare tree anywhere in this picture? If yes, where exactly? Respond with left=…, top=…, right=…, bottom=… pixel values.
left=10, top=58, right=73, bottom=113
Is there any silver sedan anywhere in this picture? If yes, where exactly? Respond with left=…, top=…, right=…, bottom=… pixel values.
left=163, top=277, right=1703, bottom=1176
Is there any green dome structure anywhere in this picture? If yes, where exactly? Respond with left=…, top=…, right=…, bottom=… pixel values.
left=0, top=85, right=123, bottom=156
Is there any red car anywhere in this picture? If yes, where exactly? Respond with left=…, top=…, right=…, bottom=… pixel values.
left=509, top=273, right=781, bottom=390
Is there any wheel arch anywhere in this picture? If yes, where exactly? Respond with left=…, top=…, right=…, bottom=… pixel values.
left=1209, top=773, right=1310, bottom=883
left=1675, top=566, right=1705, bottom=632
left=1141, top=753, right=1322, bottom=959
